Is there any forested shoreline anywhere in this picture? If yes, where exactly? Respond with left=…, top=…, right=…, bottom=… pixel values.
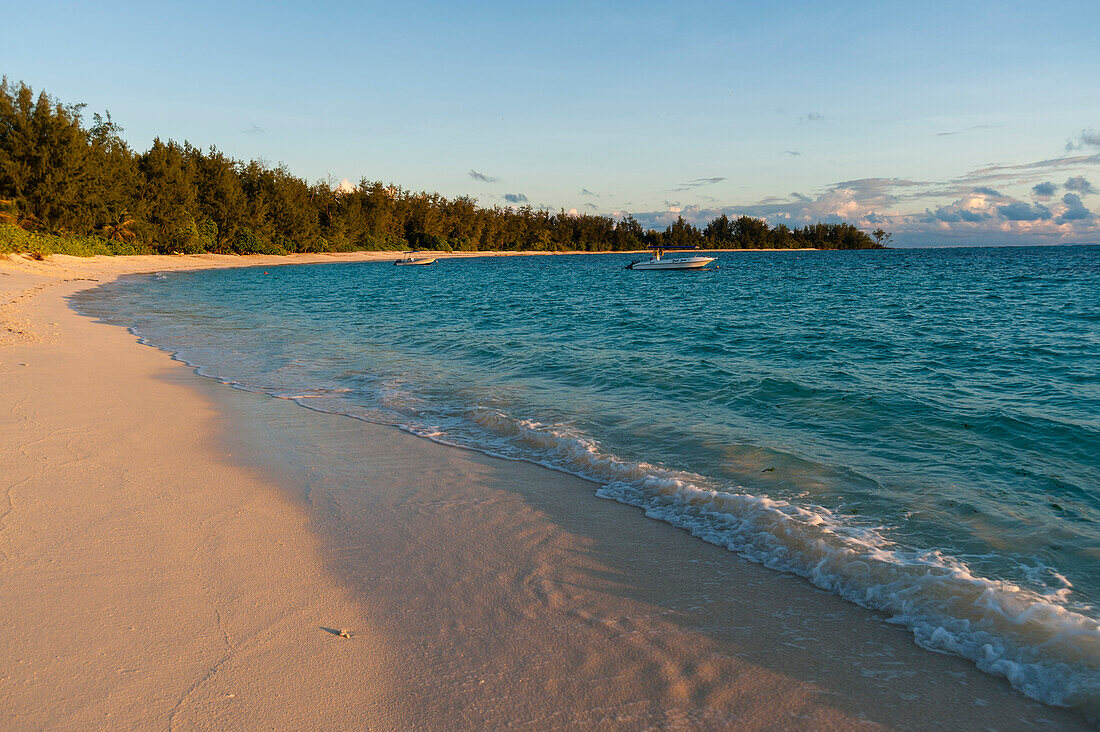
left=1, top=79, right=886, bottom=255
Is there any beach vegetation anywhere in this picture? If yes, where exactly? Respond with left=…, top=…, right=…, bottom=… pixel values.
left=0, top=79, right=886, bottom=255
left=0, top=222, right=150, bottom=256
left=100, top=213, right=136, bottom=243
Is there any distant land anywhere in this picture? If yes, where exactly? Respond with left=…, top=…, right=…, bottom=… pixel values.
left=0, top=79, right=885, bottom=257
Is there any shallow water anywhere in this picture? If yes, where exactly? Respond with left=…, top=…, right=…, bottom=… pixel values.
left=75, top=246, right=1100, bottom=715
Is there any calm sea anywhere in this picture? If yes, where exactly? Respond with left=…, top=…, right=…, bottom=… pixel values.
left=75, top=246, right=1100, bottom=715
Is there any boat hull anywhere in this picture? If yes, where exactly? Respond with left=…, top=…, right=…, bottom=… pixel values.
left=394, top=257, right=437, bottom=266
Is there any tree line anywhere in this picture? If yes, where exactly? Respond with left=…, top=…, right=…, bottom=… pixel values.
left=0, top=79, right=886, bottom=254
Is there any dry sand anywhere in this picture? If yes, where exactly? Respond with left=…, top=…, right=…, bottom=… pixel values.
left=0, top=252, right=1090, bottom=730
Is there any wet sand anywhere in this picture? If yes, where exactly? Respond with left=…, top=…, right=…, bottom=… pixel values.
left=0, top=253, right=1089, bottom=729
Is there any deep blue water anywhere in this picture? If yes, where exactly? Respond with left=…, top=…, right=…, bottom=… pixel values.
left=75, top=246, right=1100, bottom=715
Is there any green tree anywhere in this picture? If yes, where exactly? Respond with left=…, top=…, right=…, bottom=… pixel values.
left=100, top=212, right=136, bottom=242
left=733, top=216, right=770, bottom=248
left=703, top=214, right=735, bottom=246
left=664, top=216, right=701, bottom=248
left=0, top=78, right=886, bottom=256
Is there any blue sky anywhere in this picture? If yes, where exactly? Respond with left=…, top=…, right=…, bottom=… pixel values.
left=4, top=0, right=1099, bottom=245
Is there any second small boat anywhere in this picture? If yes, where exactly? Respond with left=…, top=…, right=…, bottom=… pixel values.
left=626, top=246, right=715, bottom=270
left=394, top=251, right=438, bottom=266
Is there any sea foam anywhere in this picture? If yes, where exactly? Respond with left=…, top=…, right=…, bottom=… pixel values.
left=417, top=408, right=1100, bottom=718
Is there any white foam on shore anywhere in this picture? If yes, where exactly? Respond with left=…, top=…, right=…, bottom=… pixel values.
left=437, top=409, right=1100, bottom=719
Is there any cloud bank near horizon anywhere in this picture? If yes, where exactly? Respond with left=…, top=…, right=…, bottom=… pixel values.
left=617, top=146, right=1100, bottom=246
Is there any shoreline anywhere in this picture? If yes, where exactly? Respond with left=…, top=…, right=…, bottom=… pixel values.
left=1, top=254, right=1090, bottom=729
left=1, top=245, right=849, bottom=271
left=0, top=254, right=404, bottom=728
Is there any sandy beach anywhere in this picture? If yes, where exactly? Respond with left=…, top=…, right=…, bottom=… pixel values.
left=0, top=252, right=1090, bottom=730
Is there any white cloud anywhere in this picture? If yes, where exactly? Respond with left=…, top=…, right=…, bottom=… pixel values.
left=628, top=177, right=1099, bottom=245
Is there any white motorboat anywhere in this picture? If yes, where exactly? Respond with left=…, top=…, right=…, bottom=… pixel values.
left=394, top=251, right=437, bottom=266
left=625, top=246, right=715, bottom=270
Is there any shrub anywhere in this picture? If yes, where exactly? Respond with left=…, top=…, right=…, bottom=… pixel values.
left=0, top=223, right=152, bottom=256
left=231, top=227, right=287, bottom=255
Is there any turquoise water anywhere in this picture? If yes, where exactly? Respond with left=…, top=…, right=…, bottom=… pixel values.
left=75, top=246, right=1100, bottom=715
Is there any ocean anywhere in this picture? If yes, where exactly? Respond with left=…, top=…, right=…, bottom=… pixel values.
left=74, top=245, right=1100, bottom=716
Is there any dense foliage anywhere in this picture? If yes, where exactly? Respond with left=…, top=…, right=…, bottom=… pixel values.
left=0, top=223, right=146, bottom=256
left=0, top=79, right=884, bottom=255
